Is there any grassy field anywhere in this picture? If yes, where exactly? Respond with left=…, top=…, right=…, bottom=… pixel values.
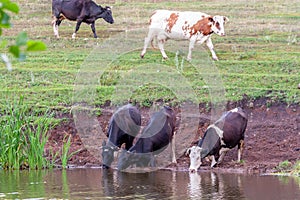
left=1, top=0, right=299, bottom=114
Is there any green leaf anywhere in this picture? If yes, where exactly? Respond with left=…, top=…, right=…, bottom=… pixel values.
left=4, top=1, right=19, bottom=14
left=0, top=0, right=19, bottom=13
left=0, top=11, right=11, bottom=28
left=0, top=39, right=7, bottom=48
left=9, top=45, right=20, bottom=57
left=16, top=32, right=28, bottom=46
left=26, top=40, right=46, bottom=51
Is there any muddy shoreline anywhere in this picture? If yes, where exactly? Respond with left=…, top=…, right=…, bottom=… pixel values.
left=46, top=98, right=300, bottom=174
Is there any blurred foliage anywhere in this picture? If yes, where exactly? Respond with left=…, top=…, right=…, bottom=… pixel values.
left=0, top=0, right=46, bottom=70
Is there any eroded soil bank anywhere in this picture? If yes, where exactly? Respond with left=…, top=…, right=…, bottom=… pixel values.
left=46, top=98, right=300, bottom=174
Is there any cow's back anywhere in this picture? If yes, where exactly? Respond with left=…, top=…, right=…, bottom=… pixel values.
left=107, top=104, right=141, bottom=149
left=216, top=108, right=248, bottom=147
left=52, top=0, right=86, bottom=21
left=149, top=10, right=209, bottom=38
left=129, top=106, right=175, bottom=154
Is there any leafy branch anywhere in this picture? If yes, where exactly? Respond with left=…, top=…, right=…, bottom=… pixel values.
left=0, top=0, right=46, bottom=70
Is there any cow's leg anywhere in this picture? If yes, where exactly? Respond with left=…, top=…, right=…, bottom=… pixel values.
left=150, top=154, right=156, bottom=167
left=206, top=37, right=218, bottom=61
left=72, top=20, right=83, bottom=39
left=90, top=22, right=97, bottom=38
left=171, top=135, right=177, bottom=163
left=218, top=147, right=230, bottom=164
left=140, top=29, right=156, bottom=58
left=157, top=33, right=168, bottom=59
left=237, top=140, right=245, bottom=162
left=52, top=16, right=60, bottom=38
left=187, top=38, right=197, bottom=61
left=210, top=155, right=217, bottom=168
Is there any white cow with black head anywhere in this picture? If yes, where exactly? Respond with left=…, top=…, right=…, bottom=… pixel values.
left=186, top=107, right=248, bottom=172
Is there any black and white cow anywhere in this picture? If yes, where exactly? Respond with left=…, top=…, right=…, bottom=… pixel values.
left=117, top=106, right=176, bottom=171
left=186, top=107, right=248, bottom=172
left=52, top=0, right=114, bottom=38
left=102, top=104, right=141, bottom=169
left=140, top=10, right=229, bottom=60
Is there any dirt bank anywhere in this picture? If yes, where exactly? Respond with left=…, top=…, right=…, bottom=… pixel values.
left=46, top=98, right=300, bottom=174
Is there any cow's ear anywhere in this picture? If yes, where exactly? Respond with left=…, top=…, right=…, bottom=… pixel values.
left=223, top=16, right=229, bottom=23
left=185, top=148, right=191, bottom=156
left=208, top=17, right=214, bottom=23
left=121, top=143, right=126, bottom=149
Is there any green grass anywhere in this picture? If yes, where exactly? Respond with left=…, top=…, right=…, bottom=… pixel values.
left=0, top=96, right=57, bottom=169
left=60, top=134, right=82, bottom=169
left=292, top=161, right=300, bottom=176
left=1, top=0, right=299, bottom=111
left=272, top=160, right=300, bottom=177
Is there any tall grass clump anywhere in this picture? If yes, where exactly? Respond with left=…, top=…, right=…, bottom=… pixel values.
left=60, top=134, right=82, bottom=169
left=0, top=96, right=54, bottom=170
left=291, top=161, right=300, bottom=176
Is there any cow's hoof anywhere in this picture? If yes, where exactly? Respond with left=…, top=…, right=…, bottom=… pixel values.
left=140, top=54, right=144, bottom=59
left=212, top=57, right=219, bottom=61
left=162, top=56, right=168, bottom=60
left=102, top=164, right=110, bottom=169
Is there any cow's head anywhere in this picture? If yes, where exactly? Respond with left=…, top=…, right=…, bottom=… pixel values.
left=99, top=6, right=114, bottom=24
left=117, top=148, right=136, bottom=171
left=186, top=146, right=203, bottom=173
left=163, top=105, right=176, bottom=131
left=101, top=140, right=118, bottom=169
left=209, top=15, right=229, bottom=36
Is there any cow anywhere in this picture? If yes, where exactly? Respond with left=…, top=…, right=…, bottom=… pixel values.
left=52, top=0, right=114, bottom=38
left=102, top=104, right=141, bottom=169
left=186, top=107, right=248, bottom=172
left=117, top=106, right=176, bottom=171
left=140, top=10, right=229, bottom=61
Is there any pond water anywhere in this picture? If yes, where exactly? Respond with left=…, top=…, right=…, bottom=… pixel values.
left=0, top=168, right=300, bottom=199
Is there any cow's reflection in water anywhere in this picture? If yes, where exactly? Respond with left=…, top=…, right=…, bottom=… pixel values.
left=101, top=170, right=177, bottom=199
left=188, top=172, right=245, bottom=199
left=101, top=170, right=246, bottom=199
left=189, top=172, right=202, bottom=199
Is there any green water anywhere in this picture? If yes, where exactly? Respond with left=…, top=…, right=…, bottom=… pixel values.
left=0, top=168, right=300, bottom=199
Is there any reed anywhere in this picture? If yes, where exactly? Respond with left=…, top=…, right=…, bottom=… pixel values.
left=0, top=96, right=54, bottom=170
left=26, top=116, right=53, bottom=169
left=60, top=134, right=82, bottom=169
left=292, top=161, right=300, bottom=176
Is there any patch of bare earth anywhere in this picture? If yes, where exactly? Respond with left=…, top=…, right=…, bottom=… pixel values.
left=46, top=98, right=300, bottom=174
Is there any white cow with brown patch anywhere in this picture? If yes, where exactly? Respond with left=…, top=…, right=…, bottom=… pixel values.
left=140, top=10, right=229, bottom=60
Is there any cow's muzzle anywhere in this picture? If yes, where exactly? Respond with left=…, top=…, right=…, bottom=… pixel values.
left=189, top=168, right=197, bottom=173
